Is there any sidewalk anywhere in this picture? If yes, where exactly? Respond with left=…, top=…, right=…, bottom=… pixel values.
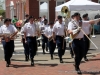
left=0, top=54, right=100, bottom=75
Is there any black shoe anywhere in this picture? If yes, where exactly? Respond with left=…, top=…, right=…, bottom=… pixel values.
left=51, top=55, right=53, bottom=60
left=60, top=58, right=63, bottom=63
left=6, top=63, right=9, bottom=67
left=77, top=69, right=82, bottom=74
left=73, top=64, right=82, bottom=74
left=6, top=61, right=10, bottom=67
left=31, top=58, right=34, bottom=66
left=25, top=55, right=29, bottom=61
left=46, top=47, right=48, bottom=52
left=84, top=57, right=88, bottom=61
left=43, top=50, right=45, bottom=54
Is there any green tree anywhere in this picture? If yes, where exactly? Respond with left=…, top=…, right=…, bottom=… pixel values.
left=0, top=9, right=5, bottom=18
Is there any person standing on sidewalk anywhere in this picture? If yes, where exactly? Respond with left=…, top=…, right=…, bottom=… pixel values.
left=44, top=21, right=56, bottom=60
left=40, top=19, right=49, bottom=54
left=23, top=16, right=39, bottom=66
left=53, top=15, right=67, bottom=63
left=0, top=18, right=18, bottom=67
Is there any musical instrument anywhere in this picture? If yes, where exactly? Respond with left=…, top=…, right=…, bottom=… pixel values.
left=61, top=6, right=70, bottom=18
left=71, top=20, right=98, bottom=49
left=61, top=6, right=71, bottom=49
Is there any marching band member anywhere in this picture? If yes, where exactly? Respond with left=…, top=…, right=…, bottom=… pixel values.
left=53, top=15, right=67, bottom=63
left=82, top=14, right=92, bottom=61
left=23, top=16, right=39, bottom=66
left=40, top=19, right=49, bottom=54
left=68, top=12, right=100, bottom=74
left=44, top=21, right=56, bottom=60
left=21, top=20, right=29, bottom=61
left=0, top=18, right=18, bottom=67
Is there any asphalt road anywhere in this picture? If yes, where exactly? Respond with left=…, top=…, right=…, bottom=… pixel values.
left=0, top=35, right=100, bottom=62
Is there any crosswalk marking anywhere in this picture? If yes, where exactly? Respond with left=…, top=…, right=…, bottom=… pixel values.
left=0, top=36, right=69, bottom=55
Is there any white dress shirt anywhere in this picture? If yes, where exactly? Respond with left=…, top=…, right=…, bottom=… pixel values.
left=53, top=21, right=65, bottom=36
left=68, top=20, right=90, bottom=39
left=82, top=21, right=91, bottom=35
left=23, top=22, right=38, bottom=37
left=0, top=24, right=17, bottom=35
left=44, top=26, right=53, bottom=37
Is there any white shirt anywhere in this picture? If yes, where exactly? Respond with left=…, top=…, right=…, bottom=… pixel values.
left=40, top=24, right=49, bottom=34
left=53, top=21, right=65, bottom=36
left=68, top=20, right=90, bottom=39
left=23, top=22, right=38, bottom=37
left=21, top=27, right=24, bottom=36
left=0, top=27, right=2, bottom=35
left=0, top=24, right=17, bottom=35
left=82, top=21, right=91, bottom=35
left=44, top=26, right=53, bottom=37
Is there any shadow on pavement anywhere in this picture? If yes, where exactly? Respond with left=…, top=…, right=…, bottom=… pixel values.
left=81, top=71, right=100, bottom=74
left=34, top=60, right=48, bottom=62
left=36, top=63, right=58, bottom=67
left=89, top=49, right=96, bottom=51
left=11, top=59, right=25, bottom=61
left=10, top=64, right=32, bottom=68
left=54, top=57, right=72, bottom=59
left=89, top=58, right=100, bottom=61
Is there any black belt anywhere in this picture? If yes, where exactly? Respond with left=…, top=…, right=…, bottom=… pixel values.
left=56, top=35, right=64, bottom=37
left=26, top=36, right=36, bottom=38
left=74, top=38, right=83, bottom=40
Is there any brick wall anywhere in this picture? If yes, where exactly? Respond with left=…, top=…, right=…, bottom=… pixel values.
left=49, top=0, right=56, bottom=22
left=29, top=0, right=39, bottom=19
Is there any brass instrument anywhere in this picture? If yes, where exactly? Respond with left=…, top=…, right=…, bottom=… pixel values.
left=61, top=6, right=70, bottom=18
left=61, top=6, right=71, bottom=49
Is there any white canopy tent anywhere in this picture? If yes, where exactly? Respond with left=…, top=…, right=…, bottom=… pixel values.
left=56, top=0, right=100, bottom=11
left=40, top=2, right=48, bottom=12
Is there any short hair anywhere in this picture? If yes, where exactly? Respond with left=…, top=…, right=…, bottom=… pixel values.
left=9, top=19, right=12, bottom=22
left=44, top=19, right=48, bottom=22
left=73, top=12, right=80, bottom=17
left=82, top=13, right=88, bottom=18
left=38, top=17, right=41, bottom=19
left=49, top=21, right=54, bottom=25
left=25, top=14, right=29, bottom=17
left=14, top=16, right=17, bottom=17
left=57, top=15, right=62, bottom=19
left=28, top=16, right=34, bottom=20
left=4, top=18, right=10, bottom=23
left=71, top=15, right=74, bottom=18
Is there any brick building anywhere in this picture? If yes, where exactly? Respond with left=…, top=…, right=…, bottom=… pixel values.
left=5, top=0, right=98, bottom=21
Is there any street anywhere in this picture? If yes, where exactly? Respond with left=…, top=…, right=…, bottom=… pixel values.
left=0, top=34, right=100, bottom=64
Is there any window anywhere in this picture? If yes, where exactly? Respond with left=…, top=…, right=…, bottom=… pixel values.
left=56, top=1, right=65, bottom=6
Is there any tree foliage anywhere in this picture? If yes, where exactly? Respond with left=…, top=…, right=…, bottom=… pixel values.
left=0, top=9, right=5, bottom=18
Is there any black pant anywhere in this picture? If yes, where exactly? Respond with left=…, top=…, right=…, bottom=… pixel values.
left=56, top=36, right=66, bottom=58
left=83, top=35, right=90, bottom=58
left=22, top=38, right=29, bottom=56
left=72, top=39, right=85, bottom=66
left=42, top=34, right=48, bottom=50
left=26, top=37, right=37, bottom=59
left=48, top=40, right=56, bottom=54
left=2, top=40, right=14, bottom=62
